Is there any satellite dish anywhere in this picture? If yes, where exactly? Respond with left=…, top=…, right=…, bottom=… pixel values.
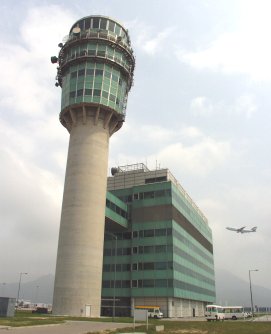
left=72, top=26, right=81, bottom=35
left=62, top=35, right=69, bottom=42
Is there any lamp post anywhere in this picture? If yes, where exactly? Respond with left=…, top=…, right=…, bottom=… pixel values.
left=249, top=269, right=258, bottom=317
left=106, top=232, right=117, bottom=321
left=35, top=285, right=39, bottom=304
left=16, top=272, right=28, bottom=307
left=1, top=283, right=6, bottom=297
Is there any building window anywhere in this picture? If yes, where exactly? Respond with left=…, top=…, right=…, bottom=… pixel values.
left=155, top=262, right=167, bottom=270
left=132, top=280, right=137, bottom=288
left=156, top=279, right=168, bottom=287
left=144, top=230, right=155, bottom=237
left=102, top=280, right=110, bottom=288
left=143, top=262, right=155, bottom=270
left=144, top=191, right=155, bottom=199
left=132, top=263, right=138, bottom=271
left=123, top=232, right=131, bottom=240
left=155, top=245, right=167, bottom=253
left=122, top=280, right=130, bottom=288
left=123, top=247, right=131, bottom=255
left=143, top=279, right=155, bottom=288
left=132, top=231, right=138, bottom=239
left=132, top=247, right=138, bottom=254
left=144, top=246, right=154, bottom=253
left=155, top=229, right=167, bottom=236
left=122, top=263, right=131, bottom=271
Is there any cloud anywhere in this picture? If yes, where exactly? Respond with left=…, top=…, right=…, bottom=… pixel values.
left=111, top=122, right=231, bottom=176
left=190, top=96, right=216, bottom=116
left=176, top=0, right=271, bottom=81
left=190, top=95, right=257, bottom=119
left=156, top=137, right=230, bottom=175
left=0, top=5, right=75, bottom=281
left=128, top=19, right=174, bottom=56
left=0, top=5, right=75, bottom=117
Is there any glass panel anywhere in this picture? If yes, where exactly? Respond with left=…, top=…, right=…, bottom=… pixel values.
left=85, top=18, right=91, bottom=30
left=93, top=17, right=99, bottom=29
left=100, top=18, right=107, bottom=29
left=108, top=20, right=115, bottom=32
left=93, top=89, right=101, bottom=96
left=85, top=89, right=92, bottom=96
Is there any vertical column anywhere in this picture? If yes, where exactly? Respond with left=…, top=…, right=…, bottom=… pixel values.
left=53, top=118, right=109, bottom=317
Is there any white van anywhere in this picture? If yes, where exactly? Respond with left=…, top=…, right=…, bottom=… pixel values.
left=135, top=306, right=163, bottom=318
left=205, top=305, right=225, bottom=321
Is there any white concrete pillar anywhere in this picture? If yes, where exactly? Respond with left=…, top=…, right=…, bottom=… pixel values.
left=53, top=117, right=109, bottom=317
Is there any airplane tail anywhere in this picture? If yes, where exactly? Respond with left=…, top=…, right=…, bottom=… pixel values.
left=251, top=226, right=257, bottom=231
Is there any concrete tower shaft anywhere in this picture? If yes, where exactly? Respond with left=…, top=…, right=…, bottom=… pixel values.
left=52, top=16, right=135, bottom=317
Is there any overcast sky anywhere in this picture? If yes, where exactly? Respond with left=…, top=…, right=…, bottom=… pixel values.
left=0, top=0, right=270, bottom=293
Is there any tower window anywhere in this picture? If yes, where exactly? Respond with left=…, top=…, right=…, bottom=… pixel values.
left=78, top=69, right=85, bottom=76
left=102, top=91, right=108, bottom=98
left=95, top=69, right=104, bottom=76
left=71, top=71, right=77, bottom=79
left=93, top=18, right=99, bottom=29
left=94, top=89, right=101, bottom=96
left=77, top=89, right=83, bottom=96
left=100, top=18, right=107, bottom=29
left=85, top=89, right=92, bottom=96
left=86, top=69, right=94, bottom=75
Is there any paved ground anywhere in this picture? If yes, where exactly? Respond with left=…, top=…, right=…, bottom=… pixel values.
left=252, top=315, right=271, bottom=321
left=1, top=315, right=271, bottom=334
left=0, top=321, right=135, bottom=334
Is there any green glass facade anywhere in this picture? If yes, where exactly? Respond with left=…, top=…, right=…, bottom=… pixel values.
left=55, top=15, right=134, bottom=130
left=103, top=165, right=216, bottom=317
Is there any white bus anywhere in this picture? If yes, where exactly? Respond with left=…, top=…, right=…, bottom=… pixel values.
left=222, top=306, right=247, bottom=320
left=205, top=305, right=225, bottom=321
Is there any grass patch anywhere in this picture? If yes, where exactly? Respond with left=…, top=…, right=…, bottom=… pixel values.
left=114, top=320, right=271, bottom=334
left=0, top=311, right=133, bottom=327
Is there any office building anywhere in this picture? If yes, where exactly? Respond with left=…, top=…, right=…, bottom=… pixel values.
left=102, top=163, right=215, bottom=317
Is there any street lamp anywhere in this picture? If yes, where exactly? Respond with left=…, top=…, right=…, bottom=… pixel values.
left=16, top=272, right=28, bottom=307
left=1, top=283, right=6, bottom=297
left=249, top=269, right=259, bottom=317
left=106, top=232, right=117, bottom=321
left=35, top=285, right=40, bottom=304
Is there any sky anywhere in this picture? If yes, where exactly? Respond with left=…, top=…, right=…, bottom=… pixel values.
left=0, top=0, right=270, bottom=295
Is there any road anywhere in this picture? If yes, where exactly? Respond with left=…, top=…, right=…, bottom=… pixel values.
left=0, top=321, right=135, bottom=334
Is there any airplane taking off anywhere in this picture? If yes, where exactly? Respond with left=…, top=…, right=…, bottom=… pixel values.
left=226, top=226, right=257, bottom=233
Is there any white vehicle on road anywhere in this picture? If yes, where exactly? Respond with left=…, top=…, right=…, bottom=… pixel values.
left=223, top=306, right=247, bottom=320
left=205, top=305, right=225, bottom=321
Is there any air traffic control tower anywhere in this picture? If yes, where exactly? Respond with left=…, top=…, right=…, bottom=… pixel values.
left=51, top=16, right=135, bottom=317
